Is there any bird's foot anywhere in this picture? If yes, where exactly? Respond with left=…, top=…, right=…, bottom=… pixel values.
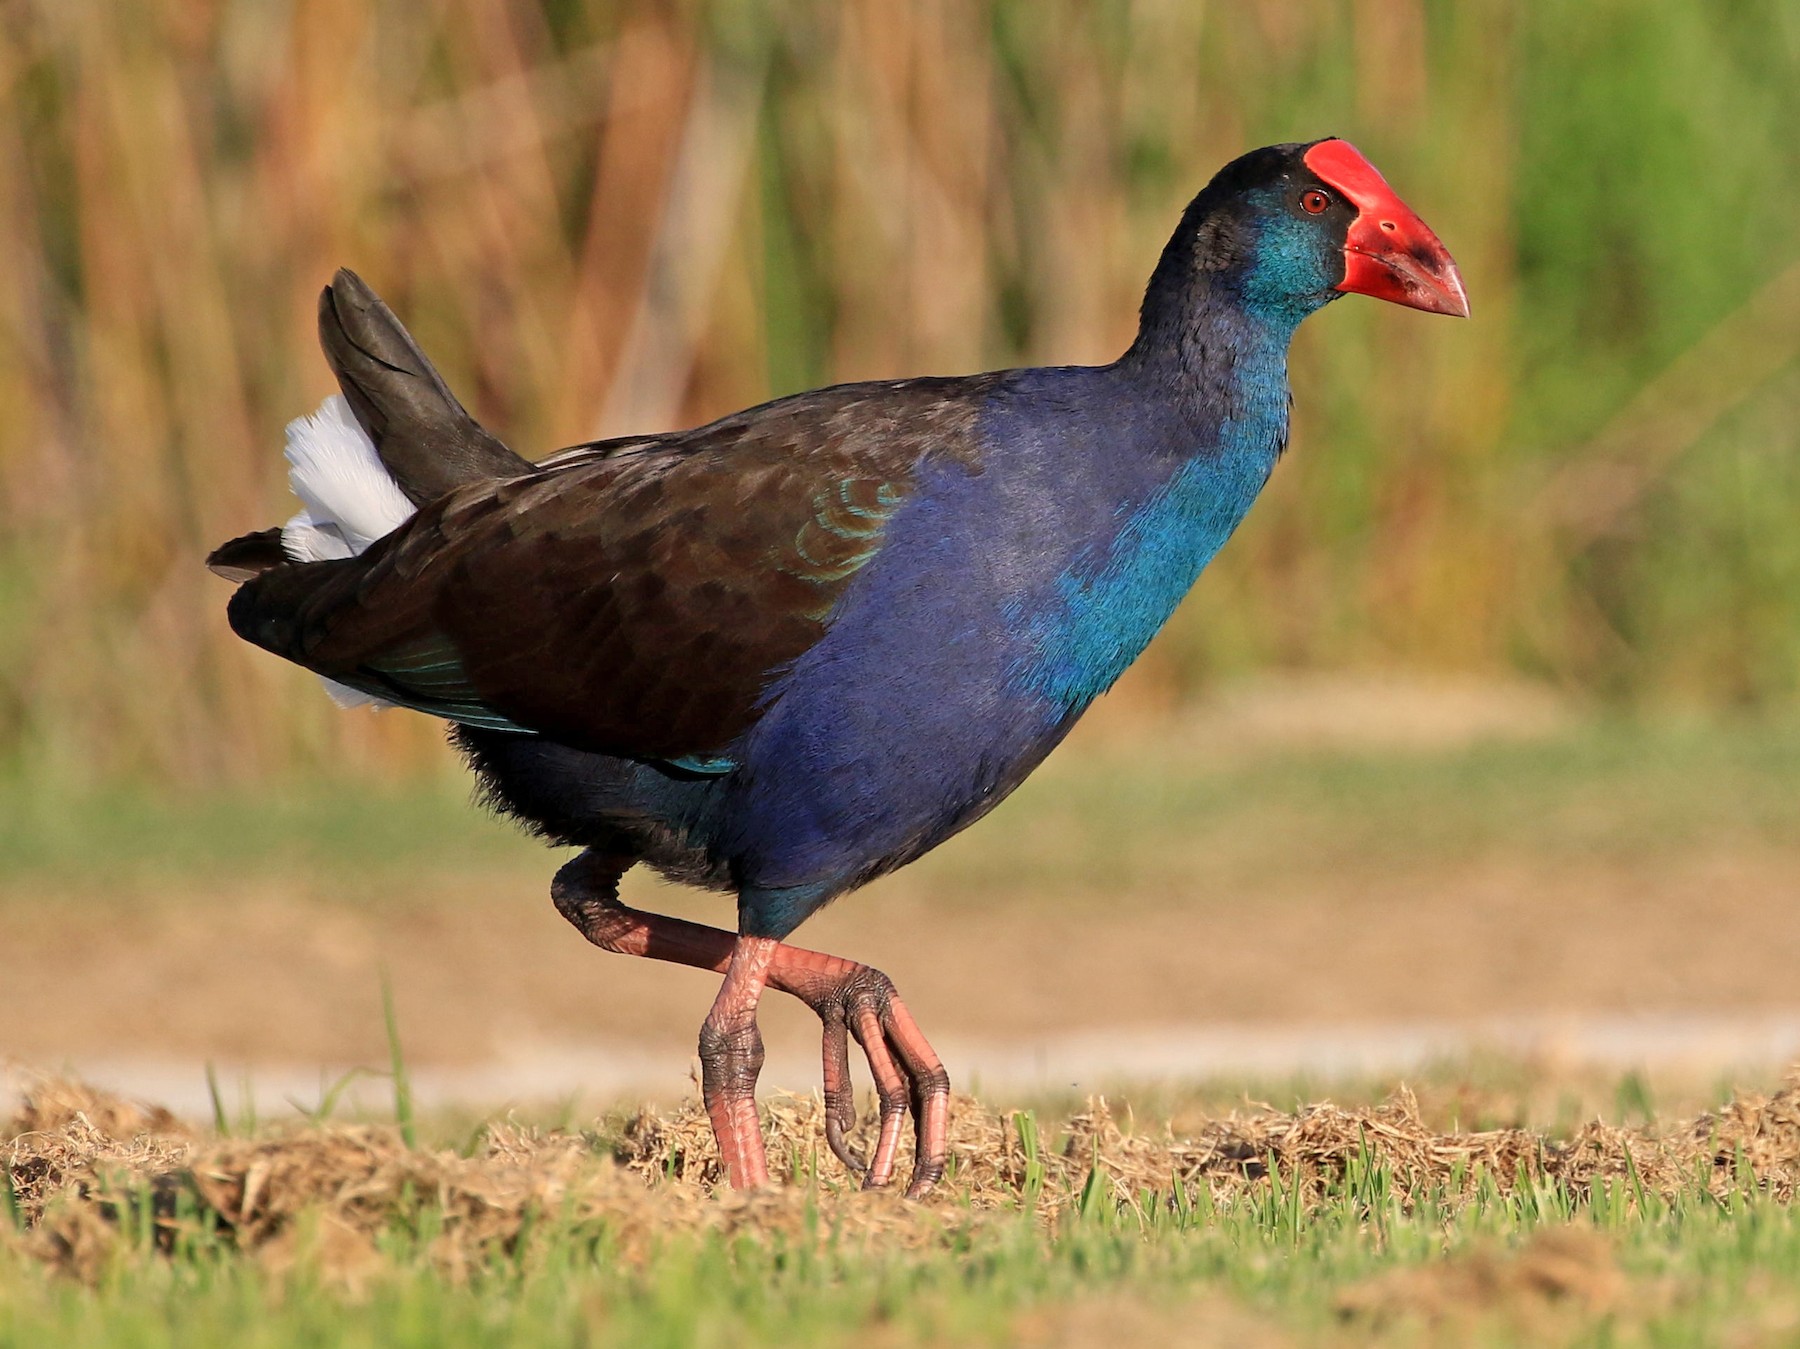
left=550, top=853, right=950, bottom=1198
left=769, top=950, right=951, bottom=1198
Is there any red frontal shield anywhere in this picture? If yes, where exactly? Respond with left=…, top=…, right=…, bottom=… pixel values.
left=1303, top=140, right=1468, bottom=317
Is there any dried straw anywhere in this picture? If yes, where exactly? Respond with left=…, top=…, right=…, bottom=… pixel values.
left=6, top=1068, right=1799, bottom=1283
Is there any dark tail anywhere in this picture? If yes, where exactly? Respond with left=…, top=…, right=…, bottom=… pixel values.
left=223, top=553, right=360, bottom=663
left=206, top=527, right=288, bottom=581
left=318, top=268, right=534, bottom=505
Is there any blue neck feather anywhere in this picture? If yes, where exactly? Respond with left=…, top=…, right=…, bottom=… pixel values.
left=1011, top=237, right=1324, bottom=710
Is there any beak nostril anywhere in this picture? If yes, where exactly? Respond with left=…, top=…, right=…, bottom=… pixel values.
left=1380, top=220, right=1397, bottom=232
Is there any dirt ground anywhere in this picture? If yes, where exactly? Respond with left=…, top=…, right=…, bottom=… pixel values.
left=5, top=680, right=1800, bottom=1107
left=6, top=841, right=1800, bottom=1068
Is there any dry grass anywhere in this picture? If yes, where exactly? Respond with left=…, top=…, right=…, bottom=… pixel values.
left=8, top=1069, right=1800, bottom=1286
left=633, top=1075, right=1800, bottom=1216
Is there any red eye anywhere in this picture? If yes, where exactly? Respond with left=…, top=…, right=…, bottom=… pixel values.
left=1301, top=189, right=1331, bottom=214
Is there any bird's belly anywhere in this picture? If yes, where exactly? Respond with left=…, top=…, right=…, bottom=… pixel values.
left=451, top=727, right=736, bottom=890
left=725, top=667, right=1073, bottom=896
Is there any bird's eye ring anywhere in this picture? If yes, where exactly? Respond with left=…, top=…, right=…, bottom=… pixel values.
left=1301, top=189, right=1331, bottom=215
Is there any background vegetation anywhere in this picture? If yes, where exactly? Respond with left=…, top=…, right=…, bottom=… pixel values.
left=1, top=0, right=1797, bottom=786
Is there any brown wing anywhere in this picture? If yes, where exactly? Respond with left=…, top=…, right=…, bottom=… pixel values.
left=228, top=377, right=992, bottom=760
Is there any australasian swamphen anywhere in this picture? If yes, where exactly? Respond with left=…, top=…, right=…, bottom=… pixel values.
left=209, top=138, right=1466, bottom=1198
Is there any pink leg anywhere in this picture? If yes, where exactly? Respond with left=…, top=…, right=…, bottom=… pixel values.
left=552, top=852, right=951, bottom=1197
left=698, top=935, right=778, bottom=1188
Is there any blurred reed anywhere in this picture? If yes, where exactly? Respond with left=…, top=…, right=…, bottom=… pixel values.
left=0, top=0, right=1795, bottom=786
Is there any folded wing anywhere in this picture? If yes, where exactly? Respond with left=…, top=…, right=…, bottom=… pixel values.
left=226, top=378, right=990, bottom=763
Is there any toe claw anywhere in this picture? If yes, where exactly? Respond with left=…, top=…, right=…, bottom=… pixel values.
left=824, top=1115, right=867, bottom=1178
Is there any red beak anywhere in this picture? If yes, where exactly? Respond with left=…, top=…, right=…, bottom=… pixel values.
left=1303, top=140, right=1469, bottom=318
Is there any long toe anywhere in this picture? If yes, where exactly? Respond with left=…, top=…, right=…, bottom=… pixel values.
left=818, top=1004, right=867, bottom=1177
left=851, top=1003, right=912, bottom=1188
left=882, top=993, right=952, bottom=1197
left=771, top=948, right=951, bottom=1198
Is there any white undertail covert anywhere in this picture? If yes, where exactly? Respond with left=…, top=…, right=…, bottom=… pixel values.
left=278, top=395, right=415, bottom=709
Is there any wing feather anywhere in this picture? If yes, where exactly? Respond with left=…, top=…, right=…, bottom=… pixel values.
left=239, top=376, right=993, bottom=760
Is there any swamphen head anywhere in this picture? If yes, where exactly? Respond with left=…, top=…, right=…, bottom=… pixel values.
left=1141, top=137, right=1468, bottom=335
